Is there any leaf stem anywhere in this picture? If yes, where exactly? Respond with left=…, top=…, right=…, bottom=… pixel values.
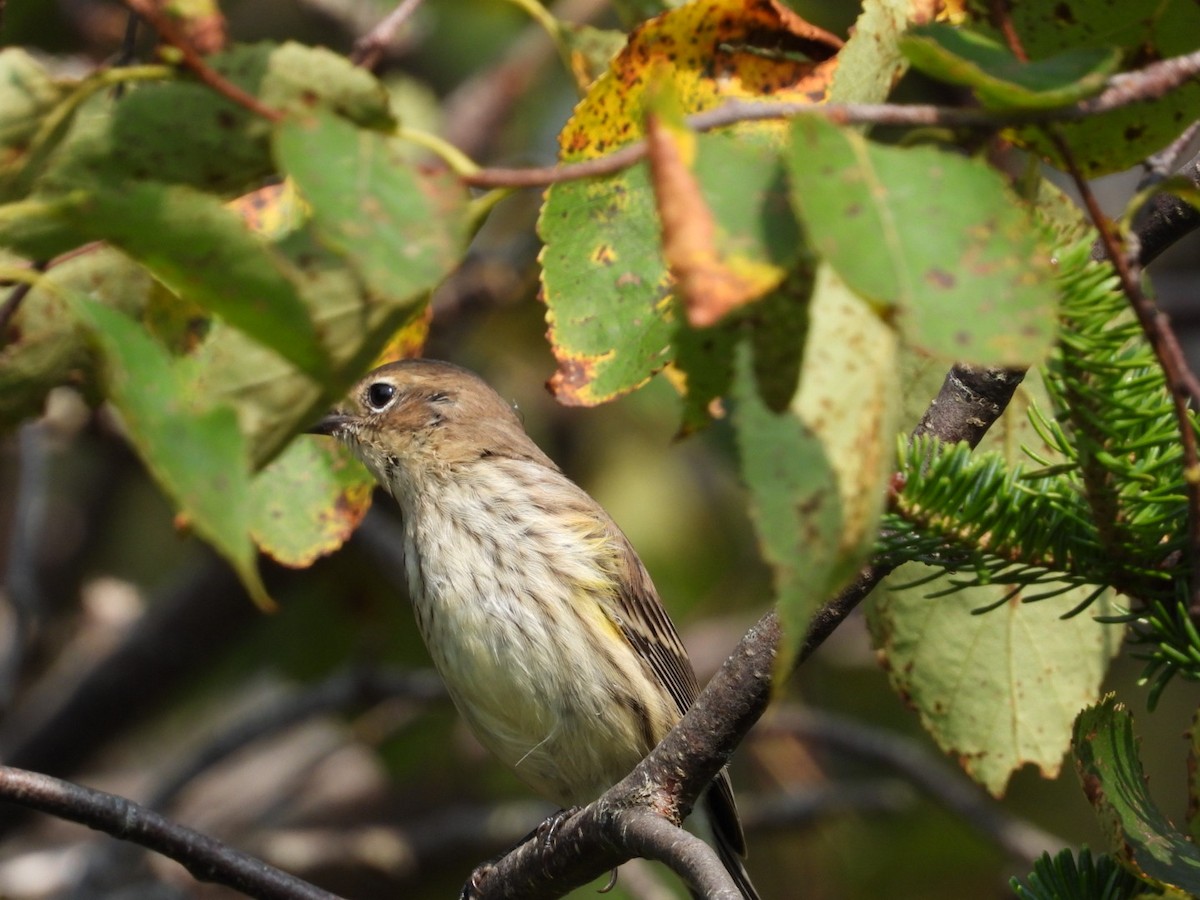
left=393, top=125, right=481, bottom=177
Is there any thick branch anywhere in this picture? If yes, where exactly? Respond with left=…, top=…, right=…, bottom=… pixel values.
left=1137, top=149, right=1200, bottom=268
left=0, top=766, right=341, bottom=900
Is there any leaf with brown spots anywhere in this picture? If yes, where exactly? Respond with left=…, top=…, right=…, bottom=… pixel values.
left=734, top=264, right=899, bottom=677
left=540, top=0, right=841, bottom=406
left=980, top=0, right=1200, bottom=177
left=1074, top=696, right=1200, bottom=892
left=788, top=115, right=1057, bottom=367
left=869, top=577, right=1124, bottom=797
left=645, top=97, right=789, bottom=328
left=250, top=437, right=373, bottom=568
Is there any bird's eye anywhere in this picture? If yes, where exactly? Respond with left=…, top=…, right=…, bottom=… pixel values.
left=365, top=382, right=397, bottom=411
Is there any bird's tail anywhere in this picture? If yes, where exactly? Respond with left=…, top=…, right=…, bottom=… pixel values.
left=702, top=770, right=761, bottom=900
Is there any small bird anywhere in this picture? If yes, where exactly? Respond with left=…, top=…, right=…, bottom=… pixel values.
left=310, top=358, right=759, bottom=899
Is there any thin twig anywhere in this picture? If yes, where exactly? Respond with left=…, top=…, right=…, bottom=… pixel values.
left=0, top=260, right=46, bottom=339
left=351, top=0, right=427, bottom=70
left=144, top=667, right=444, bottom=811
left=462, top=47, right=1200, bottom=189
left=119, top=0, right=282, bottom=121
left=1145, top=120, right=1200, bottom=182
left=1049, top=128, right=1200, bottom=618
left=0, top=766, right=342, bottom=900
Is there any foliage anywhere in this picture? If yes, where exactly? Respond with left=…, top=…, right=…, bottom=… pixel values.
left=0, top=0, right=1199, bottom=897
left=1011, top=846, right=1152, bottom=900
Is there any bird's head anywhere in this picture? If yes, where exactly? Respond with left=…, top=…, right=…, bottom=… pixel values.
left=308, top=359, right=553, bottom=487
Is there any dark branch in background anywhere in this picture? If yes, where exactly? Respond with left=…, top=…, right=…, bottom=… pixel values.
left=0, top=767, right=342, bottom=900
left=462, top=47, right=1200, bottom=189
left=118, top=0, right=282, bottom=121
left=0, top=422, right=52, bottom=712
left=70, top=665, right=447, bottom=896
left=350, top=0, right=426, bottom=70
left=0, top=556, right=265, bottom=834
left=738, top=780, right=915, bottom=834
left=760, top=708, right=1062, bottom=864
left=145, top=667, right=445, bottom=811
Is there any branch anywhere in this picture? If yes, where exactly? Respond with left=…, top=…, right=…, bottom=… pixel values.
left=351, top=0, right=426, bottom=70
left=119, top=0, right=282, bottom=122
left=463, top=47, right=1200, bottom=189
left=144, top=667, right=445, bottom=811
left=0, top=766, right=342, bottom=900
left=762, top=708, right=1063, bottom=864
left=1137, top=148, right=1200, bottom=267
left=1048, top=129, right=1200, bottom=617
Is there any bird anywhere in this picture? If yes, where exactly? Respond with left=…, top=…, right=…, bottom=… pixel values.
left=309, top=357, right=759, bottom=899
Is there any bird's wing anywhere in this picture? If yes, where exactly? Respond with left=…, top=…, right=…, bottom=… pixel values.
left=607, top=534, right=701, bottom=716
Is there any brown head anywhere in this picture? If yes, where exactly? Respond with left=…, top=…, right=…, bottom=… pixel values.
left=309, top=359, right=556, bottom=486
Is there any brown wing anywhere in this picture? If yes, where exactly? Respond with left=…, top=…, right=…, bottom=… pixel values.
left=607, top=535, right=700, bottom=717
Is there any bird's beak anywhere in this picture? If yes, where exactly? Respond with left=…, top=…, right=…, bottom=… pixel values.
left=307, top=413, right=353, bottom=436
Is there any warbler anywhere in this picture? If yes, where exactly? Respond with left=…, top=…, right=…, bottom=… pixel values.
left=309, top=358, right=759, bottom=899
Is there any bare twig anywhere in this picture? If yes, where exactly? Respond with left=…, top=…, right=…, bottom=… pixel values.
left=1049, top=128, right=1200, bottom=618
left=0, top=260, right=47, bottom=339
left=0, top=766, right=342, bottom=900
left=462, top=47, right=1200, bottom=189
left=1145, top=121, right=1200, bottom=182
left=144, top=667, right=445, bottom=811
left=119, top=0, right=282, bottom=121
left=351, top=0, right=427, bottom=70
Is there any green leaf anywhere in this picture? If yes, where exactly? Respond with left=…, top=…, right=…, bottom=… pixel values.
left=74, top=301, right=271, bottom=610
left=1074, top=696, right=1200, bottom=893
left=274, top=109, right=467, bottom=306
left=829, top=0, right=919, bottom=104
left=788, top=115, right=1058, bottom=367
left=67, top=182, right=329, bottom=379
left=258, top=42, right=393, bottom=128
left=0, top=248, right=152, bottom=430
left=0, top=49, right=72, bottom=200
left=190, top=213, right=459, bottom=469
left=38, top=43, right=393, bottom=199
left=870, top=579, right=1124, bottom=796
left=735, top=267, right=898, bottom=674
left=733, top=342, right=841, bottom=675
left=993, top=0, right=1200, bottom=176
left=901, top=24, right=1120, bottom=110
left=541, top=130, right=801, bottom=407
left=249, top=437, right=373, bottom=568
left=540, top=160, right=674, bottom=405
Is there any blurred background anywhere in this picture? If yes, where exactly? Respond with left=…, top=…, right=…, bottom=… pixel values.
left=0, top=1, right=1198, bottom=897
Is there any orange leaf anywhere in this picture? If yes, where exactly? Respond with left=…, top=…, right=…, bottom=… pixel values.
left=558, top=0, right=843, bottom=163
left=646, top=112, right=762, bottom=327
